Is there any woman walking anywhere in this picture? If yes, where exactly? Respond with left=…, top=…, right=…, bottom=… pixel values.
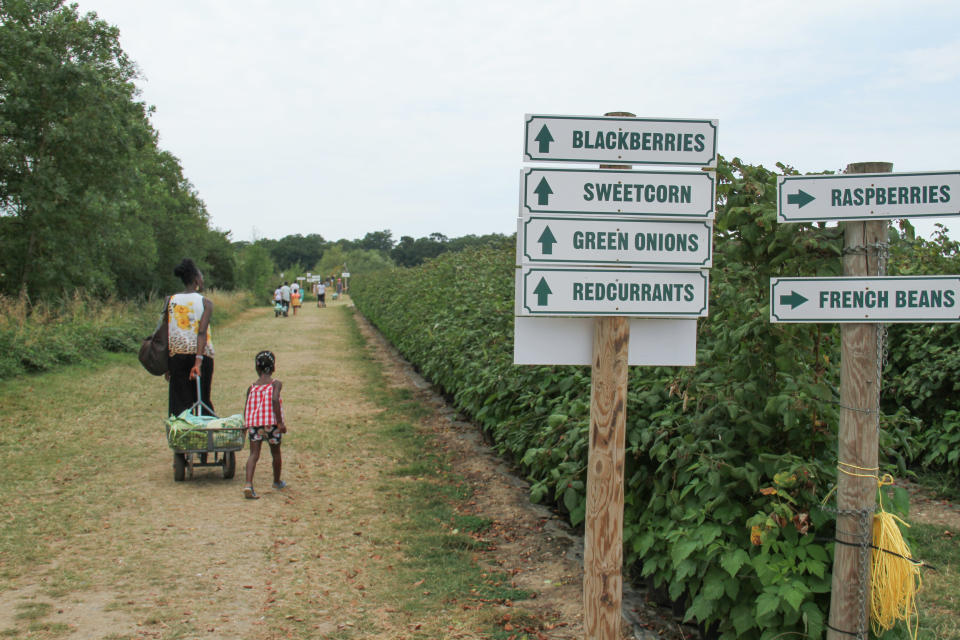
left=166, top=258, right=215, bottom=417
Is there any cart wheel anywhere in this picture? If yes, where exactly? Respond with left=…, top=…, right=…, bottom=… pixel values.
left=223, top=451, right=236, bottom=479
left=173, top=453, right=186, bottom=482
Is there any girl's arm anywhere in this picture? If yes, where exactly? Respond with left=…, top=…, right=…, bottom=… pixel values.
left=189, top=298, right=214, bottom=380
left=272, top=379, right=285, bottom=433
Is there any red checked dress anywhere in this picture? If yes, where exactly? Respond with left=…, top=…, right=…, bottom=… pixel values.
left=244, top=382, right=284, bottom=444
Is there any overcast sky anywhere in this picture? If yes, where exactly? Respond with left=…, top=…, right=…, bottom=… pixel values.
left=73, top=0, right=960, bottom=243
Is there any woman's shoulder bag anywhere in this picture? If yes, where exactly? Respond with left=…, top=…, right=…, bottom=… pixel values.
left=138, top=297, right=169, bottom=376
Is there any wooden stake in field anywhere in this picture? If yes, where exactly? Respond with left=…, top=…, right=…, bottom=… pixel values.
left=826, top=161, right=892, bottom=640
left=583, top=112, right=633, bottom=640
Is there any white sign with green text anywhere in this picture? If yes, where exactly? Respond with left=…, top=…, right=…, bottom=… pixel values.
left=777, top=171, right=960, bottom=222
left=516, top=267, right=709, bottom=317
left=770, top=276, right=960, bottom=323
left=518, top=215, right=712, bottom=268
left=520, top=168, right=715, bottom=219
left=523, top=114, right=718, bottom=166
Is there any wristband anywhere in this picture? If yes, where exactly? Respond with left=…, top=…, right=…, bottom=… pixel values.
left=195, top=355, right=204, bottom=361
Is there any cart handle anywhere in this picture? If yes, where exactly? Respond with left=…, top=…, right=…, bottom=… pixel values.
left=192, top=373, right=216, bottom=418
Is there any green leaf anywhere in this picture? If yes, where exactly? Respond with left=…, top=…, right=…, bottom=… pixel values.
left=671, top=540, right=700, bottom=565
left=806, top=544, right=829, bottom=563
left=731, top=602, right=756, bottom=635
left=779, top=584, right=805, bottom=612
left=720, top=548, right=749, bottom=577
left=684, top=592, right=716, bottom=622
left=756, top=591, right=780, bottom=618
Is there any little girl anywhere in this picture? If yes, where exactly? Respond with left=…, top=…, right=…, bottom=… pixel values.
left=242, top=351, right=287, bottom=499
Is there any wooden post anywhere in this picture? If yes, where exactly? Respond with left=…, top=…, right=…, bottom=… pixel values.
left=584, top=315, right=629, bottom=639
left=826, top=161, right=892, bottom=640
left=584, top=112, right=632, bottom=639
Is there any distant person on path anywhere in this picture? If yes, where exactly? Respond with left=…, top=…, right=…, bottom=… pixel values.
left=165, top=258, right=214, bottom=417
left=242, top=351, right=287, bottom=499
left=280, top=282, right=291, bottom=316
left=291, top=289, right=301, bottom=315
left=316, top=281, right=326, bottom=308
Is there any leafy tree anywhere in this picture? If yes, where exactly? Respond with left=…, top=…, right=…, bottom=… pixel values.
left=0, top=0, right=155, bottom=297
left=315, top=245, right=391, bottom=279
left=358, top=229, right=394, bottom=255
left=235, top=242, right=276, bottom=300
left=390, top=234, right=445, bottom=267
left=268, top=233, right=325, bottom=271
left=0, top=0, right=228, bottom=299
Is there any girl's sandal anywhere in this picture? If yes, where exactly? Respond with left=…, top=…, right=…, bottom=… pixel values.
left=243, top=486, right=259, bottom=500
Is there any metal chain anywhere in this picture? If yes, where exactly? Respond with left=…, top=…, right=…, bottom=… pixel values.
left=826, top=228, right=890, bottom=639
left=822, top=504, right=873, bottom=639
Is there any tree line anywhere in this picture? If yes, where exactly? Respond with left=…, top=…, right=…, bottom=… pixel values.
left=0, top=1, right=510, bottom=302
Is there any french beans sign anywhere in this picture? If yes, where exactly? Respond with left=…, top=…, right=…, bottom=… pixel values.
left=770, top=276, right=960, bottom=323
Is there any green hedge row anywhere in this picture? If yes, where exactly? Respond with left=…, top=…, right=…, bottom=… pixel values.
left=0, top=290, right=257, bottom=381
left=350, top=157, right=941, bottom=638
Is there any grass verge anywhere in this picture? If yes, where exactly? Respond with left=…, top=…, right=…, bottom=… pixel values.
left=292, top=307, right=536, bottom=637
left=906, top=522, right=960, bottom=639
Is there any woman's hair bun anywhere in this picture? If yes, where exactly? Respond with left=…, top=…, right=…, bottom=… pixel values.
left=174, top=258, right=200, bottom=285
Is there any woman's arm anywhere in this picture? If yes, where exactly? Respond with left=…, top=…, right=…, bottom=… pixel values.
left=190, top=298, right=214, bottom=380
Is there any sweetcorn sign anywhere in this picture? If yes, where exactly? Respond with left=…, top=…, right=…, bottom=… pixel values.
left=520, top=167, right=715, bottom=218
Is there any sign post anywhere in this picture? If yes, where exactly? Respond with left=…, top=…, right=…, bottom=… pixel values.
left=516, top=111, right=717, bottom=639
left=583, top=116, right=633, bottom=639
left=826, top=162, right=890, bottom=640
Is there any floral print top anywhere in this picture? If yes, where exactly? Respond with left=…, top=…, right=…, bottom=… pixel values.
left=167, top=292, right=215, bottom=357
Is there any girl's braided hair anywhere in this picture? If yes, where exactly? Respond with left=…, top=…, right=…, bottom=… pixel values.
left=255, top=350, right=276, bottom=374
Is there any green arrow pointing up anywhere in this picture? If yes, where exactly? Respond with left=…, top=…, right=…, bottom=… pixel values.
left=533, top=277, right=552, bottom=306
left=534, top=177, right=553, bottom=206
left=787, top=190, right=815, bottom=208
left=779, top=290, right=808, bottom=309
left=534, top=125, right=554, bottom=154
left=537, top=226, right=557, bottom=255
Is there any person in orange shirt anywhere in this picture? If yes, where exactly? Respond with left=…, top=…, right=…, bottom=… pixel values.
left=291, top=289, right=301, bottom=315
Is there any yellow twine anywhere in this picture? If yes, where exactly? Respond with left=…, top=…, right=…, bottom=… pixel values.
left=870, top=474, right=922, bottom=639
left=821, top=465, right=923, bottom=638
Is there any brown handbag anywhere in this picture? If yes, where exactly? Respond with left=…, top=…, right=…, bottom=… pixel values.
left=138, top=298, right=169, bottom=375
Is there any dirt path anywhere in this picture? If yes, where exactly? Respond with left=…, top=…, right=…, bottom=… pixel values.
left=3, top=299, right=656, bottom=640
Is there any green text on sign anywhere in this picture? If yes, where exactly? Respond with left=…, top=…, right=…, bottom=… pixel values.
left=520, top=168, right=715, bottom=219
left=769, top=276, right=960, bottom=323
left=776, top=171, right=960, bottom=222
left=523, top=114, right=718, bottom=167
left=516, top=267, right=709, bottom=318
left=518, top=215, right=712, bottom=268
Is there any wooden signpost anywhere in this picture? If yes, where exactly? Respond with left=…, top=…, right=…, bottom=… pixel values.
left=516, top=111, right=717, bottom=638
left=829, top=162, right=889, bottom=640
left=774, top=161, right=960, bottom=639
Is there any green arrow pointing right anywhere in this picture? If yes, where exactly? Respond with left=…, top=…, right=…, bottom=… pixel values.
left=533, top=277, right=552, bottom=306
left=787, top=190, right=816, bottom=208
left=779, top=290, right=808, bottom=309
left=534, top=125, right=554, bottom=154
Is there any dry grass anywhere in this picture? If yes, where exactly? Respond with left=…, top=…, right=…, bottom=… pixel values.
left=0, top=297, right=562, bottom=640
